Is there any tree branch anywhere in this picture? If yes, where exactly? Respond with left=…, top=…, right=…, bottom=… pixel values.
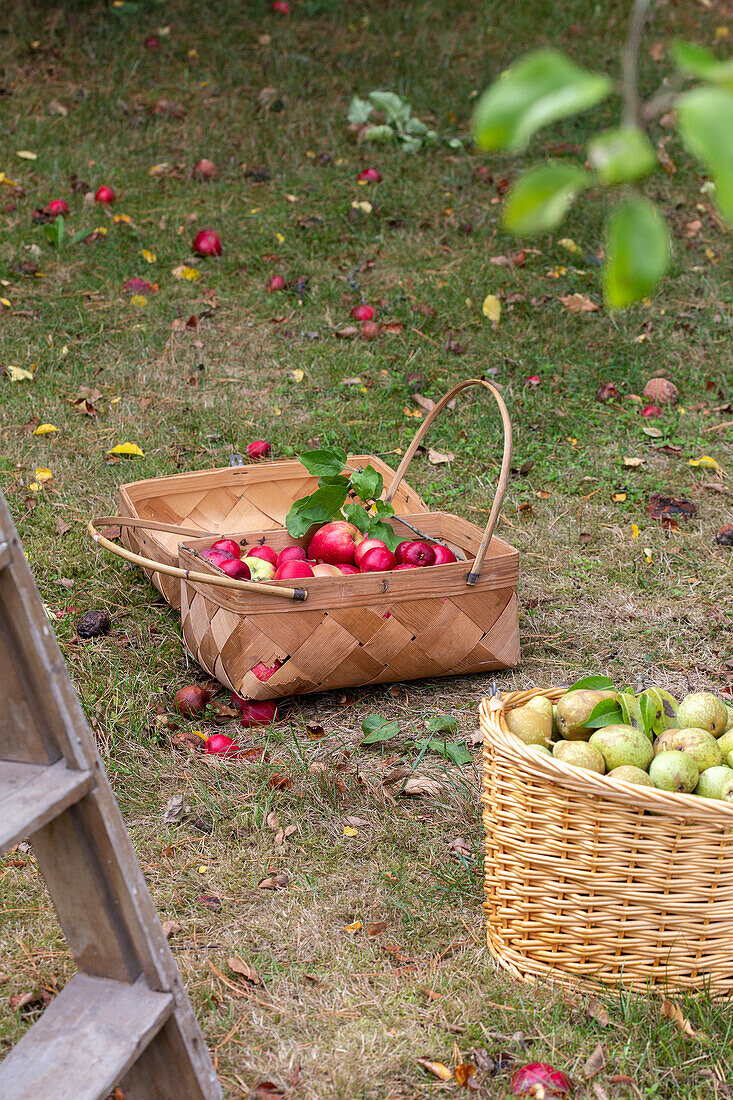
left=622, top=0, right=652, bottom=127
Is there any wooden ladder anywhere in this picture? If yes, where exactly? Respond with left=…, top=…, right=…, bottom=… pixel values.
left=0, top=491, right=222, bottom=1100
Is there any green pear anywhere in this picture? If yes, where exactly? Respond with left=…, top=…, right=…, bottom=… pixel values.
left=717, top=729, right=733, bottom=758
left=727, top=751, right=733, bottom=769
left=677, top=692, right=728, bottom=737
left=589, top=724, right=654, bottom=771
left=694, top=765, right=733, bottom=799
left=608, top=765, right=654, bottom=786
left=653, top=728, right=721, bottom=773
left=721, top=777, right=733, bottom=803
left=526, top=743, right=552, bottom=756
left=556, top=690, right=615, bottom=741
left=725, top=705, right=733, bottom=733
left=649, top=750, right=699, bottom=793
left=506, top=700, right=553, bottom=746
left=553, top=740, right=605, bottom=774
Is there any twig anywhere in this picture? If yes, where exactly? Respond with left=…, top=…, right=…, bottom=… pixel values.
left=622, top=0, right=652, bottom=126
left=395, top=516, right=467, bottom=558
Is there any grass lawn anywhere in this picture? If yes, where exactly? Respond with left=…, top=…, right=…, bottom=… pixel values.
left=1, top=0, right=732, bottom=1096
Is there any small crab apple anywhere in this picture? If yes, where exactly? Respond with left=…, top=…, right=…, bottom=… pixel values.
left=395, top=540, right=435, bottom=567
left=211, top=538, right=241, bottom=558
left=526, top=375, right=541, bottom=389
left=193, top=158, right=218, bottom=180
left=205, top=733, right=241, bottom=755
left=47, top=199, right=69, bottom=217
left=193, top=229, right=222, bottom=257
left=352, top=303, right=375, bottom=321
left=641, top=404, right=661, bottom=418
left=357, top=168, right=382, bottom=183
left=266, top=274, right=286, bottom=292
left=247, top=440, right=272, bottom=459
left=271, top=0, right=290, bottom=12
left=94, top=185, right=116, bottom=204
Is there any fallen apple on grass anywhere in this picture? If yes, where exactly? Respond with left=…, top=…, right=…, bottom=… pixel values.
left=357, top=168, right=382, bottom=183
left=352, top=303, right=375, bottom=321
left=308, top=520, right=364, bottom=565
left=266, top=274, right=287, bottom=292
left=193, top=229, right=222, bottom=257
left=205, top=733, right=241, bottom=756
left=230, top=693, right=279, bottom=726
left=95, top=185, right=116, bottom=204
left=47, top=199, right=69, bottom=217
left=193, top=158, right=218, bottom=180
left=175, top=684, right=211, bottom=717
left=247, top=440, right=271, bottom=459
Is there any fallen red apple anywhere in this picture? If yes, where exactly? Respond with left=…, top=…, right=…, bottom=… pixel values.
left=144, top=35, right=160, bottom=49
left=335, top=563, right=360, bottom=575
left=211, top=538, right=241, bottom=558
left=431, top=544, right=457, bottom=565
left=642, top=404, right=661, bottom=418
left=277, top=545, right=307, bottom=566
left=193, top=158, right=218, bottom=180
left=218, top=558, right=251, bottom=580
left=396, top=540, right=435, bottom=567
left=205, top=733, right=241, bottom=756
left=242, top=556, right=276, bottom=581
left=47, top=199, right=69, bottom=217
left=308, top=521, right=364, bottom=565
left=358, top=168, right=382, bottom=183
left=201, top=548, right=234, bottom=567
left=359, top=546, right=396, bottom=572
left=94, top=185, right=116, bottom=204
left=174, top=684, right=211, bottom=717
left=230, top=696, right=279, bottom=726
left=247, top=545, right=278, bottom=567
left=271, top=0, right=290, bottom=12
left=312, top=563, right=343, bottom=577
left=274, top=560, right=314, bottom=580
left=193, top=229, right=222, bottom=257
left=247, top=440, right=271, bottom=459
left=352, top=303, right=375, bottom=321
left=252, top=659, right=282, bottom=682
left=526, top=375, right=541, bottom=388
left=360, top=320, right=380, bottom=340
left=266, top=274, right=287, bottom=292
left=122, top=277, right=157, bottom=296
left=353, top=537, right=388, bottom=569
left=510, top=1063, right=573, bottom=1097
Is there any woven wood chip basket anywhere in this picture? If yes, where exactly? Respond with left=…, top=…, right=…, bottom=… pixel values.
left=117, top=455, right=427, bottom=610
left=480, top=688, right=733, bottom=995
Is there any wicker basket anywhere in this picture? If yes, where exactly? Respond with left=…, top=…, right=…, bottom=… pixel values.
left=480, top=688, right=733, bottom=995
left=117, top=456, right=427, bottom=609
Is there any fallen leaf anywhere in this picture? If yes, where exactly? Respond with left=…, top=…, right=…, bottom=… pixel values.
left=482, top=294, right=501, bottom=323
left=560, top=293, right=599, bottom=313
left=584, top=1043, right=606, bottom=1079
left=428, top=447, right=455, bottom=465
left=257, top=871, right=289, bottom=890
left=266, top=811, right=280, bottom=829
left=291, top=368, right=305, bottom=382
left=129, top=294, right=148, bottom=308
left=647, top=494, right=695, bottom=520
left=251, top=1081, right=285, bottom=1098
left=402, top=776, right=442, bottom=798
left=16, top=150, right=38, bottom=160
left=141, top=249, right=157, bottom=264
left=172, top=264, right=201, bottom=281
left=417, top=1060, right=452, bottom=1082
left=343, top=825, right=358, bottom=837
left=455, top=1063, right=476, bottom=1087
left=559, top=237, right=583, bottom=255
left=228, top=956, right=261, bottom=984
left=611, top=493, right=627, bottom=503
left=661, top=998, right=708, bottom=1042
left=716, top=525, right=733, bottom=547
left=344, top=816, right=369, bottom=827
left=268, top=773, right=291, bottom=790
left=34, top=468, right=52, bottom=483
left=623, top=457, right=643, bottom=467
left=642, top=424, right=663, bottom=438
left=161, top=920, right=181, bottom=939
left=448, top=837, right=473, bottom=859
left=162, top=793, right=190, bottom=823
left=107, top=442, right=144, bottom=457
left=344, top=920, right=363, bottom=933
left=5, top=366, right=35, bottom=382
left=367, top=920, right=387, bottom=938
left=420, top=986, right=444, bottom=1002
left=586, top=997, right=609, bottom=1026
left=48, top=99, right=68, bottom=117
left=689, top=455, right=721, bottom=471
left=196, top=894, right=222, bottom=910
left=55, top=518, right=71, bottom=537
left=70, top=396, right=96, bottom=416
left=592, top=1084, right=610, bottom=1100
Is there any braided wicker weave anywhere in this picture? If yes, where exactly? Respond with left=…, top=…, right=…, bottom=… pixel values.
left=480, top=689, right=733, bottom=994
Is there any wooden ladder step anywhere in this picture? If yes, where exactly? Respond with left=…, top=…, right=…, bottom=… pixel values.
left=0, top=758, right=94, bottom=853
left=0, top=973, right=174, bottom=1100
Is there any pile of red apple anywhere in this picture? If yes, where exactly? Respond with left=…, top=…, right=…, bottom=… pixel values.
left=198, top=520, right=457, bottom=581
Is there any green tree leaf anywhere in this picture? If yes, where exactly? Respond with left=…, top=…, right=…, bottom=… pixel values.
left=671, top=41, right=733, bottom=88
left=350, top=466, right=383, bottom=503
left=603, top=197, right=671, bottom=309
left=298, top=446, right=347, bottom=477
left=587, top=126, right=657, bottom=185
left=472, top=49, right=611, bottom=152
left=369, top=91, right=412, bottom=126
left=362, top=715, right=400, bottom=743
left=367, top=519, right=400, bottom=551
left=347, top=96, right=373, bottom=124
left=584, top=701, right=624, bottom=728
left=342, top=499, right=372, bottom=534
left=285, top=483, right=350, bottom=536
left=426, top=714, right=458, bottom=736
left=365, top=124, right=398, bottom=143
left=676, top=86, right=733, bottom=223
left=411, top=738, right=472, bottom=766
left=372, top=499, right=395, bottom=517
left=566, top=675, right=616, bottom=693
left=503, top=162, right=591, bottom=234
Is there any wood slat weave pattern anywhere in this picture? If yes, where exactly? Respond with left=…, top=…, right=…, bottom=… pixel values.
left=480, top=689, right=733, bottom=994
left=179, top=513, right=519, bottom=698
left=118, top=457, right=427, bottom=609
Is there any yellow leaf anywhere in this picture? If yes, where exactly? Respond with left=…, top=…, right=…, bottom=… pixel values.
left=343, top=825, right=358, bottom=837
left=623, top=456, right=644, bottom=467
left=93, top=226, right=108, bottom=236
left=291, top=368, right=305, bottom=382
left=113, top=213, right=132, bottom=225
left=197, top=865, right=208, bottom=874
left=344, top=920, right=363, bottom=933
left=142, top=249, right=157, bottom=264
left=689, top=455, right=720, bottom=471
left=417, top=1060, right=452, bottom=1082
left=559, top=237, right=582, bottom=255
left=28, top=482, right=41, bottom=492
left=108, top=442, right=144, bottom=457
left=0, top=298, right=11, bottom=309
left=275, top=232, right=285, bottom=243
left=172, top=264, right=200, bottom=281
left=661, top=998, right=709, bottom=1042
left=481, top=294, right=501, bottom=323
left=16, top=150, right=38, bottom=160
left=547, top=265, right=567, bottom=278
left=0, top=172, right=20, bottom=187
left=643, top=546, right=653, bottom=564
left=631, top=523, right=640, bottom=538
left=612, top=493, right=627, bottom=503
left=33, top=423, right=58, bottom=434
left=5, top=366, right=34, bottom=382
left=129, top=295, right=148, bottom=308
left=34, top=468, right=53, bottom=482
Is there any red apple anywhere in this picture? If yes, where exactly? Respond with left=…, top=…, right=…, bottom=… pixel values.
left=353, top=537, right=388, bottom=569
left=266, top=274, right=287, bottom=292
left=239, top=699, right=279, bottom=727
left=211, top=538, right=241, bottom=558
left=336, top=563, right=360, bottom=575
left=431, top=544, right=457, bottom=565
left=247, top=545, right=278, bottom=567
left=396, top=540, right=435, bottom=567
left=174, top=685, right=211, bottom=717
left=193, top=158, right=218, bottom=180
left=271, top=1, right=290, bottom=12
left=242, top=557, right=276, bottom=581
left=193, top=229, right=222, bottom=257
left=247, top=440, right=271, bottom=459
left=352, top=303, right=375, bottom=321
left=393, top=563, right=420, bottom=570
left=312, top=563, right=343, bottom=577
left=642, top=404, right=661, bottom=418
left=358, top=168, right=382, bottom=183
left=95, top=185, right=116, bottom=204
left=277, top=545, right=307, bottom=566
left=526, top=375, right=541, bottom=388
left=274, top=560, right=314, bottom=580
left=144, top=35, right=160, bottom=49
left=47, top=199, right=69, bottom=217
left=359, top=546, right=396, bottom=572
left=205, top=733, right=241, bottom=755
left=201, top=548, right=234, bottom=567
left=252, top=659, right=282, bottom=682
left=219, top=558, right=251, bottom=580
left=308, top=521, right=364, bottom=565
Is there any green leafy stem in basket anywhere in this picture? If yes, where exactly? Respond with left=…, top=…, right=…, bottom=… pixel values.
left=563, top=674, right=679, bottom=739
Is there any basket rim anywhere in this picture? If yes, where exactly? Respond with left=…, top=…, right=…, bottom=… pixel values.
left=480, top=689, right=733, bottom=824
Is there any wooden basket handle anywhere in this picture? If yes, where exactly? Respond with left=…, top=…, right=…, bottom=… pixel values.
left=87, top=519, right=307, bottom=602
left=93, top=515, right=222, bottom=537
left=384, top=378, right=512, bottom=585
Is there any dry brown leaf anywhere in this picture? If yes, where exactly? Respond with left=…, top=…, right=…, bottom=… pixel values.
left=586, top=996, right=609, bottom=1026
left=55, top=518, right=71, bottom=537
left=257, top=871, right=289, bottom=890
left=592, top=1083, right=610, bottom=1100
left=344, top=815, right=370, bottom=827
left=584, top=1042, right=606, bottom=1078
left=661, top=998, right=708, bottom=1042
left=428, top=447, right=455, bottom=465
left=367, top=921, right=387, bottom=938
left=623, top=457, right=644, bottom=468
left=402, top=776, right=442, bottom=798
left=455, top=1063, right=476, bottom=1087
left=161, top=920, right=181, bottom=939
left=266, top=811, right=280, bottom=830
left=448, top=837, right=473, bottom=859
left=334, top=325, right=359, bottom=339
left=251, top=1081, right=285, bottom=1098
left=560, top=293, right=600, bottom=313
left=417, top=1059, right=452, bottom=1082
left=227, top=956, right=261, bottom=985
left=196, top=894, right=221, bottom=910
left=420, top=986, right=443, bottom=1001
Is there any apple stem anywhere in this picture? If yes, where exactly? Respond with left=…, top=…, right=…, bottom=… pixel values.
left=396, top=517, right=466, bottom=559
